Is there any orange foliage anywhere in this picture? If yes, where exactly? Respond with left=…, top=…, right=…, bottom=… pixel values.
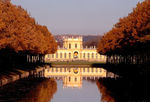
left=0, top=0, right=57, bottom=54
left=97, top=0, right=150, bottom=55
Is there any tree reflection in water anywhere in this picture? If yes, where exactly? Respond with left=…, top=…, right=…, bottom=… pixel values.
left=97, top=78, right=150, bottom=102
left=96, top=80, right=115, bottom=102
left=19, top=78, right=57, bottom=102
left=0, top=78, right=57, bottom=102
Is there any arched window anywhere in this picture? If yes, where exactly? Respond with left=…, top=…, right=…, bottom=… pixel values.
left=69, top=43, right=71, bottom=49
left=74, top=51, right=78, bottom=58
left=75, top=43, right=77, bottom=48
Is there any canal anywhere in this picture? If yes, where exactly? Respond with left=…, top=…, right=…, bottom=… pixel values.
left=0, top=66, right=150, bottom=102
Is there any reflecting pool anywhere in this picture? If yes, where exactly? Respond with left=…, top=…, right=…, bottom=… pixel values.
left=44, top=67, right=110, bottom=102
left=0, top=67, right=117, bottom=102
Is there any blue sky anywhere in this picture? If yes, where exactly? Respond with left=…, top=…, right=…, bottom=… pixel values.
left=11, top=0, right=144, bottom=35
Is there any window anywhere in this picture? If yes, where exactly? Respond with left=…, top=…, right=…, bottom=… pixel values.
left=83, top=53, right=85, bottom=58
left=52, top=54, right=54, bottom=58
left=87, top=68, right=89, bottom=72
left=75, top=77, right=77, bottom=82
left=96, top=53, right=98, bottom=58
left=56, top=53, right=58, bottom=58
left=69, top=77, right=71, bottom=82
left=64, top=68, right=66, bottom=72
left=100, top=69, right=102, bottom=72
left=60, top=53, right=62, bottom=58
left=92, top=53, right=94, bottom=58
left=64, top=53, right=66, bottom=58
left=69, top=43, right=71, bottom=49
left=75, top=43, right=77, bottom=48
left=88, top=53, right=90, bottom=59
left=95, top=68, right=98, bottom=72
left=60, top=68, right=62, bottom=72
left=69, top=53, right=71, bottom=58
left=83, top=68, right=85, bottom=72
left=91, top=68, right=94, bottom=72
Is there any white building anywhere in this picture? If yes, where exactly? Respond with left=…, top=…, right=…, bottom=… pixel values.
left=45, top=36, right=106, bottom=62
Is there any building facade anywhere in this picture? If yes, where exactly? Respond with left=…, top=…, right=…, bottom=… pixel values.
left=45, top=36, right=106, bottom=62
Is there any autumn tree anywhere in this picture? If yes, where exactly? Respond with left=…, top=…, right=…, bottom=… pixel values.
left=0, top=0, right=57, bottom=69
left=97, top=0, right=150, bottom=64
left=97, top=0, right=150, bottom=55
left=0, top=0, right=57, bottom=55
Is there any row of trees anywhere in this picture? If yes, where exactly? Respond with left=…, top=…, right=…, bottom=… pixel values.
left=97, top=0, right=150, bottom=55
left=0, top=0, right=57, bottom=55
left=0, top=0, right=57, bottom=69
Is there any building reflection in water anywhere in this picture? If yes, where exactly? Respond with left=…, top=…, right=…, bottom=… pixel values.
left=44, top=67, right=110, bottom=88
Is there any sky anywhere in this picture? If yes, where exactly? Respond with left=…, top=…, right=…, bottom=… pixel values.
left=11, top=0, right=144, bottom=35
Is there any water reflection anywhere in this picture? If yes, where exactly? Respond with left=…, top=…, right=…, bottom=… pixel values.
left=18, top=78, right=57, bottom=102
left=0, top=67, right=118, bottom=102
left=44, top=67, right=115, bottom=102
left=0, top=78, right=57, bottom=102
left=44, top=67, right=108, bottom=88
left=96, top=80, right=115, bottom=102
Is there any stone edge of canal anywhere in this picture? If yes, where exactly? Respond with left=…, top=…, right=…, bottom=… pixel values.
left=0, top=66, right=46, bottom=87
